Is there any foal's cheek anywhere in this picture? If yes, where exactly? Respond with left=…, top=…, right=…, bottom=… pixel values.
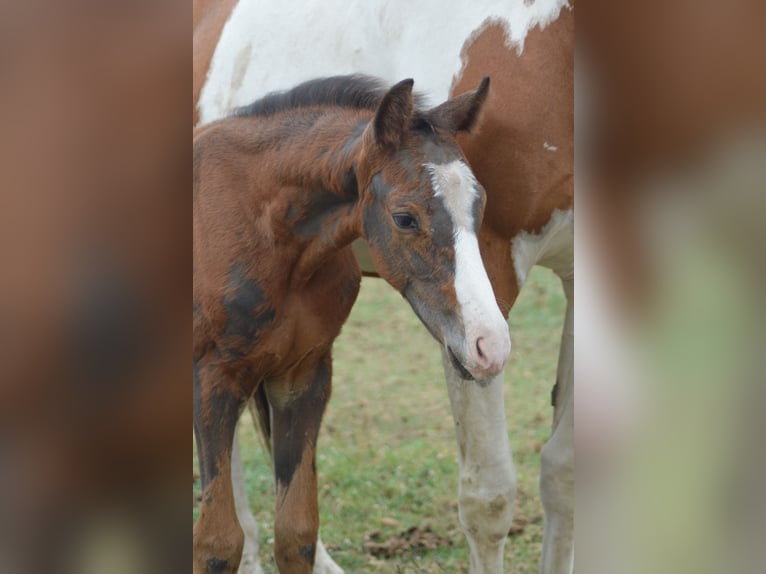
left=401, top=242, right=434, bottom=280
left=369, top=244, right=406, bottom=291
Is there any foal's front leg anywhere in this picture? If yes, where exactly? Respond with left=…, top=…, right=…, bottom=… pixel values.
left=265, top=355, right=333, bottom=574
left=194, top=364, right=251, bottom=574
left=235, top=402, right=344, bottom=574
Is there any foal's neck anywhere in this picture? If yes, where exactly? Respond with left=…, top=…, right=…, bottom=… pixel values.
left=282, top=115, right=368, bottom=285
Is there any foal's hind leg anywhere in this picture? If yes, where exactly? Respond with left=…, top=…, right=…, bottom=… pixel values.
left=232, top=428, right=264, bottom=574
left=265, top=354, right=333, bottom=574
left=539, top=277, right=574, bottom=574
left=312, top=537, right=344, bottom=574
left=193, top=363, right=251, bottom=574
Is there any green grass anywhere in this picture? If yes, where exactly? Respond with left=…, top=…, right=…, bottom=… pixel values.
left=194, top=267, right=565, bottom=573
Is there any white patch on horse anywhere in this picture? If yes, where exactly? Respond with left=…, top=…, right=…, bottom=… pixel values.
left=197, top=0, right=570, bottom=125
left=511, top=208, right=573, bottom=288
left=543, top=141, right=558, bottom=151
left=460, top=0, right=570, bottom=59
left=425, top=160, right=510, bottom=378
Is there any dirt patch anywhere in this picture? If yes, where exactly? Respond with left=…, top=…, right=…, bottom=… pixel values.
left=508, top=512, right=543, bottom=537
left=363, top=524, right=452, bottom=558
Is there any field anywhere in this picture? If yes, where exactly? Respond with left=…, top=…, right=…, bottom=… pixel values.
left=194, top=267, right=565, bottom=573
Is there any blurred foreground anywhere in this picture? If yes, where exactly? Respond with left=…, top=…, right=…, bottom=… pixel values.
left=577, top=1, right=766, bottom=573
left=0, top=1, right=188, bottom=573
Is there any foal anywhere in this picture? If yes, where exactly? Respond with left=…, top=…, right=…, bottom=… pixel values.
left=193, top=75, right=510, bottom=574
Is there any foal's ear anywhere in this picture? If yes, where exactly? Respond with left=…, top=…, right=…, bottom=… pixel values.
left=373, top=78, right=415, bottom=150
left=426, top=76, right=490, bottom=134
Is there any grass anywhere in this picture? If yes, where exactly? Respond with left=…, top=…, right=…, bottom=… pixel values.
left=194, top=266, right=566, bottom=573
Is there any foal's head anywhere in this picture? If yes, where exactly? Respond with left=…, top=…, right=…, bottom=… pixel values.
left=357, top=78, right=510, bottom=381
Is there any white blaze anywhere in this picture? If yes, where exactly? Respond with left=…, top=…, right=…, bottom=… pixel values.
left=425, top=160, right=510, bottom=375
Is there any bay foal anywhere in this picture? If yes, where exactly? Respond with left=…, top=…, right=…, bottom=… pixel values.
left=193, top=76, right=510, bottom=573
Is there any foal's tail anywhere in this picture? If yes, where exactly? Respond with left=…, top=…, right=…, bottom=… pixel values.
left=248, top=384, right=272, bottom=457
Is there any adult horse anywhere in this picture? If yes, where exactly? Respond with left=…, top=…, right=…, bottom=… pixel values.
left=194, top=75, right=511, bottom=573
left=193, top=1, right=574, bottom=573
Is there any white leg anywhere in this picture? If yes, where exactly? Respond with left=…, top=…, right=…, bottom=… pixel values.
left=313, top=536, right=344, bottom=574
left=443, top=356, right=516, bottom=574
left=539, top=278, right=574, bottom=574
left=232, top=427, right=264, bottom=574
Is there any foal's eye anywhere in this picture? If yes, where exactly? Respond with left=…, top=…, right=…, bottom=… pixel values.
left=392, top=213, right=419, bottom=230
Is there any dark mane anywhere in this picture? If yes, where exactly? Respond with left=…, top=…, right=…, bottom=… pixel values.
left=231, top=74, right=428, bottom=119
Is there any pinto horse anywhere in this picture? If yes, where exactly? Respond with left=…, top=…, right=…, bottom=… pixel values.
left=193, top=76, right=510, bottom=573
left=194, top=1, right=574, bottom=572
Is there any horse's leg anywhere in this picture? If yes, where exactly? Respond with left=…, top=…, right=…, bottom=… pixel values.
left=312, top=537, right=344, bottom=574
left=265, top=355, right=333, bottom=574
left=443, top=358, right=516, bottom=574
left=232, top=427, right=264, bottom=574
left=442, top=229, right=518, bottom=573
left=193, top=363, right=250, bottom=574
left=539, top=277, right=574, bottom=574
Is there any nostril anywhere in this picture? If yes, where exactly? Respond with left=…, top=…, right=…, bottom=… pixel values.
left=476, top=337, right=485, bottom=359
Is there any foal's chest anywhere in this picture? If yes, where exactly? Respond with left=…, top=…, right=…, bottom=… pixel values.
left=208, top=250, right=361, bottom=378
left=275, top=254, right=362, bottom=364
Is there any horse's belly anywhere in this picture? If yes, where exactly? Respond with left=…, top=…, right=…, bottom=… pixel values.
left=197, top=0, right=570, bottom=125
